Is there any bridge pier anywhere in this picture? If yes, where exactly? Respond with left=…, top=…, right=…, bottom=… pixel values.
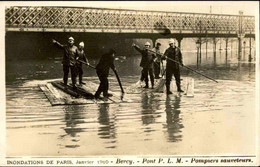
left=225, top=38, right=228, bottom=64
left=213, top=37, right=217, bottom=65
left=238, top=37, right=242, bottom=61
left=199, top=38, right=202, bottom=64
left=230, top=39, right=233, bottom=58
left=243, top=40, right=246, bottom=61
left=176, top=37, right=183, bottom=49
left=205, top=38, right=208, bottom=60
left=151, top=37, right=158, bottom=48
left=249, top=34, right=252, bottom=62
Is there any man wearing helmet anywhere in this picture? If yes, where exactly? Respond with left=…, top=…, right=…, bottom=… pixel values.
left=132, top=41, right=156, bottom=89
left=52, top=37, right=78, bottom=89
left=76, top=42, right=89, bottom=85
left=162, top=38, right=184, bottom=94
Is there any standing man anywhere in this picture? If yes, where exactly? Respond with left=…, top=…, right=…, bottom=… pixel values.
left=76, top=42, right=89, bottom=85
left=152, top=42, right=162, bottom=79
left=52, top=37, right=78, bottom=89
left=132, top=42, right=156, bottom=89
left=95, top=49, right=116, bottom=98
left=162, top=38, right=184, bottom=94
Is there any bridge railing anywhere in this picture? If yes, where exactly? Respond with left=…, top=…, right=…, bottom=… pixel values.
left=5, top=6, right=255, bottom=34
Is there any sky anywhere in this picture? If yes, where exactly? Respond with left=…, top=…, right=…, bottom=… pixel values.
left=1, top=1, right=259, bottom=16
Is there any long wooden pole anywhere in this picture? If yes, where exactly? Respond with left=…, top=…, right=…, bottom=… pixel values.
left=78, top=59, right=123, bottom=93
left=113, top=69, right=124, bottom=94
left=76, top=59, right=96, bottom=69
left=148, top=49, right=218, bottom=83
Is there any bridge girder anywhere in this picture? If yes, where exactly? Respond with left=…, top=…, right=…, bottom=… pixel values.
left=5, top=6, right=255, bottom=38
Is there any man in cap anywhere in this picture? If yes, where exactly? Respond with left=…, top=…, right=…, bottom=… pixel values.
left=152, top=42, right=163, bottom=79
left=52, top=37, right=78, bottom=89
left=95, top=49, right=117, bottom=99
left=76, top=42, right=89, bottom=85
left=132, top=41, right=156, bottom=89
left=162, top=38, right=184, bottom=94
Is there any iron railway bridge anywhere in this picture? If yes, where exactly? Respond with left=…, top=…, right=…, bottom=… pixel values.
left=5, top=6, right=256, bottom=60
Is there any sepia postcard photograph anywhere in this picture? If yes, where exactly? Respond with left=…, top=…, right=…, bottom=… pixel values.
left=0, top=1, right=259, bottom=166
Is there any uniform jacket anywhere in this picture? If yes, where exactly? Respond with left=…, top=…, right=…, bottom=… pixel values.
left=134, top=45, right=156, bottom=69
left=152, top=47, right=163, bottom=63
left=54, top=42, right=78, bottom=66
left=96, top=52, right=115, bottom=76
left=76, top=49, right=88, bottom=67
left=163, top=46, right=183, bottom=69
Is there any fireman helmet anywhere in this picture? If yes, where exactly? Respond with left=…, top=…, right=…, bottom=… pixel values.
left=145, top=42, right=151, bottom=46
left=79, top=42, right=84, bottom=47
left=68, top=37, right=74, bottom=44
left=169, top=38, right=175, bottom=44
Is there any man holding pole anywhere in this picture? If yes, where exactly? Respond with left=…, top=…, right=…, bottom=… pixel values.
left=94, top=49, right=117, bottom=98
left=162, top=38, right=184, bottom=94
left=76, top=42, right=89, bottom=85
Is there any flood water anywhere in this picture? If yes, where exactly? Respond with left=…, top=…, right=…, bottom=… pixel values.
left=5, top=51, right=256, bottom=156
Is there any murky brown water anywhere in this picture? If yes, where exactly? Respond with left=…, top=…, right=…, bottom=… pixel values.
left=6, top=52, right=256, bottom=156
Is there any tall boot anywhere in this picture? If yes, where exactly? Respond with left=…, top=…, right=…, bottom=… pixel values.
left=166, top=84, right=172, bottom=95
left=79, top=76, right=82, bottom=85
left=95, top=91, right=101, bottom=99
left=63, top=77, right=68, bottom=86
left=151, top=81, right=154, bottom=89
left=144, top=81, right=149, bottom=88
left=177, top=82, right=184, bottom=92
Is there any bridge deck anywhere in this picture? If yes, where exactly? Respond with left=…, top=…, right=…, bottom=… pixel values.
left=5, top=6, right=255, bottom=35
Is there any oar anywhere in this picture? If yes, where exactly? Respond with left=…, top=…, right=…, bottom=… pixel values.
left=148, top=49, right=218, bottom=83
left=113, top=69, right=124, bottom=94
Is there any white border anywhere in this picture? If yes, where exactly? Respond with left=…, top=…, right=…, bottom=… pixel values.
left=0, top=1, right=259, bottom=166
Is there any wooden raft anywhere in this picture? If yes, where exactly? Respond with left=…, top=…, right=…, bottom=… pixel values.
left=39, top=81, right=133, bottom=106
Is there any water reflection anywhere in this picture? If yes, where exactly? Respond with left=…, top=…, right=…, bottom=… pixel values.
left=63, top=105, right=86, bottom=137
left=97, top=104, right=117, bottom=148
left=140, top=93, right=160, bottom=125
left=164, top=96, right=183, bottom=142
left=62, top=105, right=87, bottom=148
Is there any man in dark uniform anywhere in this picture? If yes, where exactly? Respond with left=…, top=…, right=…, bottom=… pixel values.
left=132, top=42, right=156, bottom=89
left=152, top=42, right=162, bottom=79
left=162, top=38, right=184, bottom=94
left=52, top=37, right=78, bottom=89
left=95, top=49, right=116, bottom=98
left=76, top=42, right=89, bottom=85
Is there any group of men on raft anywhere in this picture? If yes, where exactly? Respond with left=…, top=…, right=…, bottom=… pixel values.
left=52, top=37, right=184, bottom=98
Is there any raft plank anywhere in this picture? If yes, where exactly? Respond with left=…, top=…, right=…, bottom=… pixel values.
left=39, top=80, right=137, bottom=105
left=39, top=85, right=65, bottom=106
left=51, top=82, right=79, bottom=98
left=46, top=83, right=63, bottom=99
